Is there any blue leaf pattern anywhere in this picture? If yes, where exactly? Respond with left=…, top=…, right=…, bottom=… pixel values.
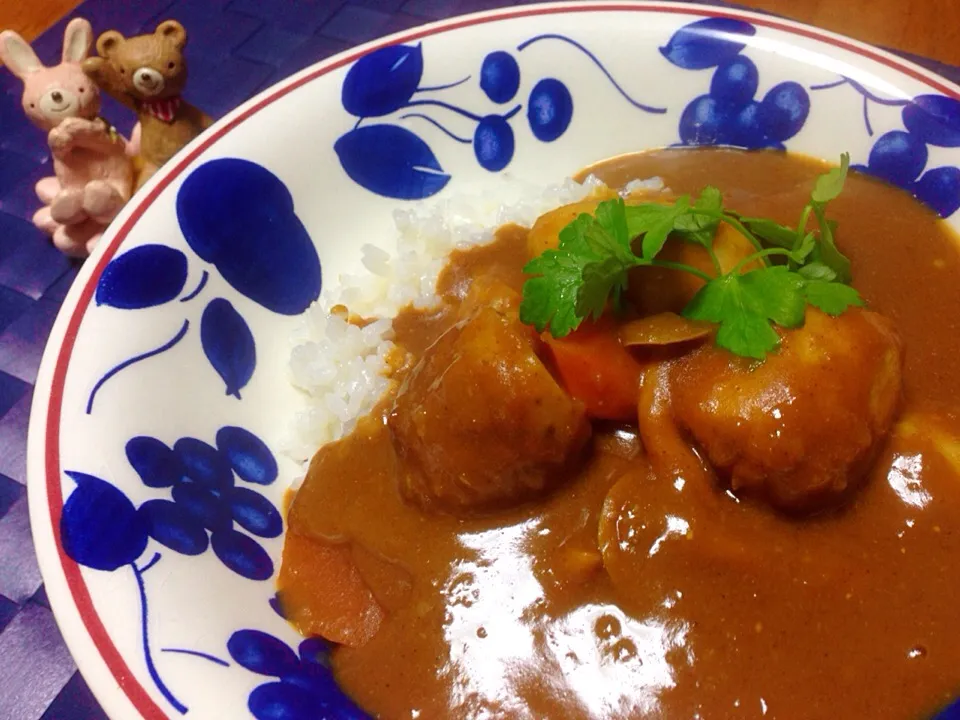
left=62, top=471, right=149, bottom=571
left=660, top=17, right=756, bottom=70
left=201, top=298, right=256, bottom=399
left=335, top=124, right=451, bottom=200
left=177, top=159, right=322, bottom=315
left=342, top=44, right=424, bottom=118
left=96, top=245, right=188, bottom=310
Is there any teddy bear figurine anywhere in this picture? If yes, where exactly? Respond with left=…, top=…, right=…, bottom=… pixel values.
left=82, top=20, right=213, bottom=190
left=0, top=18, right=134, bottom=257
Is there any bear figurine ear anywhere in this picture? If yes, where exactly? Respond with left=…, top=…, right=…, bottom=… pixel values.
left=156, top=20, right=186, bottom=50
left=96, top=30, right=125, bottom=58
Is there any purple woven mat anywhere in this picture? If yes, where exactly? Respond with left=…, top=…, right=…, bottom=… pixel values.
left=0, top=1, right=956, bottom=718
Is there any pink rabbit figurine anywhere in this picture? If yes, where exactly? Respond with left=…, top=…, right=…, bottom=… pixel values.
left=0, top=18, right=134, bottom=257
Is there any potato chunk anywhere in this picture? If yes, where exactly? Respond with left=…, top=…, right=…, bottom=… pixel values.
left=389, top=306, right=591, bottom=514
left=665, top=308, right=903, bottom=512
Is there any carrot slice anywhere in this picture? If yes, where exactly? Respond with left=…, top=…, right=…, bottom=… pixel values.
left=277, top=530, right=384, bottom=647
left=544, top=318, right=643, bottom=421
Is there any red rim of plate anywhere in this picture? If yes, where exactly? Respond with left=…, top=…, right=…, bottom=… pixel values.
left=41, top=3, right=960, bottom=718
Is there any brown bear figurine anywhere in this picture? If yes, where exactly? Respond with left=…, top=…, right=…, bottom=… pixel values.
left=82, top=20, right=213, bottom=189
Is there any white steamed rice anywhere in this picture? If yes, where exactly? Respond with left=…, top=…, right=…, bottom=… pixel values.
left=283, top=173, right=665, bottom=464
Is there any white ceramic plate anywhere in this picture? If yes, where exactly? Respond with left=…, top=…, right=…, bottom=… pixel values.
left=26, top=2, right=960, bottom=718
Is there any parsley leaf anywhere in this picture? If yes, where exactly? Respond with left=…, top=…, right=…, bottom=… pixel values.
left=797, top=261, right=837, bottom=282
left=674, top=186, right=723, bottom=247
left=812, top=152, right=850, bottom=204
left=625, top=200, right=690, bottom=258
left=682, top=273, right=780, bottom=359
left=520, top=251, right=589, bottom=336
left=519, top=154, right=864, bottom=359
left=739, top=217, right=798, bottom=249
left=684, top=266, right=807, bottom=359
left=810, top=205, right=852, bottom=283
left=521, top=200, right=639, bottom=335
left=803, top=279, right=864, bottom=315
left=739, top=266, right=806, bottom=328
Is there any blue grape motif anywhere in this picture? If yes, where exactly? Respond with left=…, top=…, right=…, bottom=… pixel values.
left=710, top=56, right=759, bottom=105
left=807, top=76, right=960, bottom=217
left=474, top=113, right=517, bottom=171
left=126, top=427, right=282, bottom=581
left=854, top=129, right=960, bottom=218
left=667, top=18, right=809, bottom=150
left=864, top=131, right=928, bottom=186
left=139, top=499, right=208, bottom=555
left=757, top=82, right=810, bottom=143
left=217, top=426, right=278, bottom=486
left=228, top=630, right=371, bottom=720
left=336, top=36, right=665, bottom=199
left=527, top=78, right=573, bottom=143
left=913, top=166, right=960, bottom=218
left=174, top=437, right=234, bottom=491
left=480, top=51, right=520, bottom=104
left=126, top=436, right=186, bottom=488
left=60, top=433, right=278, bottom=714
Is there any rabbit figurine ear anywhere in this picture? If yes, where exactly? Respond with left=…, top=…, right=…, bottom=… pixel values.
left=61, top=18, right=93, bottom=64
left=0, top=30, right=43, bottom=79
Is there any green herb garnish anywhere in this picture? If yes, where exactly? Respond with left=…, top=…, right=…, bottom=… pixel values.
left=519, top=154, right=863, bottom=360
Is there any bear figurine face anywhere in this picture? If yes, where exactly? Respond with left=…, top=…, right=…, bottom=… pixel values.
left=94, top=20, right=188, bottom=101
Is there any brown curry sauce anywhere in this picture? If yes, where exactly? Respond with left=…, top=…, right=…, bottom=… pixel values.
left=280, top=149, right=960, bottom=719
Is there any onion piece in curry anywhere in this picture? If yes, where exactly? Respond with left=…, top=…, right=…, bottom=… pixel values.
left=279, top=149, right=960, bottom=720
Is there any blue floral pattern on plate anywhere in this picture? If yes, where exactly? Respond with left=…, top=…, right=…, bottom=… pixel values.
left=45, top=10, right=960, bottom=720
left=61, top=425, right=281, bottom=713
left=87, top=159, right=323, bottom=412
left=334, top=34, right=666, bottom=199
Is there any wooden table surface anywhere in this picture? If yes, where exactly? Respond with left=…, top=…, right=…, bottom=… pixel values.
left=3, top=0, right=960, bottom=67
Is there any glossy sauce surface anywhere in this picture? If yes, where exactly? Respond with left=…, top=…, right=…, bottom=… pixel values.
left=282, top=149, right=960, bottom=719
